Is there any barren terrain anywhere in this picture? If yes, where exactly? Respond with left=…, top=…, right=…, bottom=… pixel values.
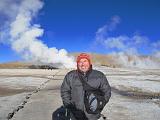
left=0, top=67, right=159, bottom=120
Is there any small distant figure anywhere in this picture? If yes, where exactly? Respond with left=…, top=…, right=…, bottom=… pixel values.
left=60, top=53, right=111, bottom=120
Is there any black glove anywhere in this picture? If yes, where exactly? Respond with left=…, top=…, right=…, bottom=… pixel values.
left=65, top=103, right=88, bottom=120
left=65, top=103, right=76, bottom=110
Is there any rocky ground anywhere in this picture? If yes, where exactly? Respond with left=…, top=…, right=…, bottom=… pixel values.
left=0, top=67, right=159, bottom=120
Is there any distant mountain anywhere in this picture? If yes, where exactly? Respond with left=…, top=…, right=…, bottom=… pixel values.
left=0, top=61, right=58, bottom=69
left=0, top=52, right=159, bottom=69
left=0, top=61, right=32, bottom=69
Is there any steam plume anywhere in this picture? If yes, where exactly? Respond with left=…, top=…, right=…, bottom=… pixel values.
left=95, top=16, right=160, bottom=69
left=0, top=0, right=75, bottom=68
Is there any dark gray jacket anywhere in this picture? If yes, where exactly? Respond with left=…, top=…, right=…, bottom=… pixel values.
left=61, top=69, right=111, bottom=120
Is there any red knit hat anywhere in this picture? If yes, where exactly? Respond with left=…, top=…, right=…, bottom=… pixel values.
left=77, top=53, right=91, bottom=64
left=77, top=53, right=92, bottom=66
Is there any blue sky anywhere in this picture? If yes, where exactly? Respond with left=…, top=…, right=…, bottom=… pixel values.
left=0, top=0, right=160, bottom=63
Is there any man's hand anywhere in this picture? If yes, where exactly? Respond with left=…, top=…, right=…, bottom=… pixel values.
left=65, top=103, right=88, bottom=120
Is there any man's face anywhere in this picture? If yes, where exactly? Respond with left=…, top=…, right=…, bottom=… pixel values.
left=78, top=58, right=90, bottom=72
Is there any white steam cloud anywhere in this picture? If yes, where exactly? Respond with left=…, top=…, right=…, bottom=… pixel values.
left=0, top=0, right=76, bottom=68
left=95, top=16, right=160, bottom=69
left=96, top=15, right=120, bottom=43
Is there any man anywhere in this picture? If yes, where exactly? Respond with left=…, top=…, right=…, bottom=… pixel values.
left=61, top=53, right=111, bottom=120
